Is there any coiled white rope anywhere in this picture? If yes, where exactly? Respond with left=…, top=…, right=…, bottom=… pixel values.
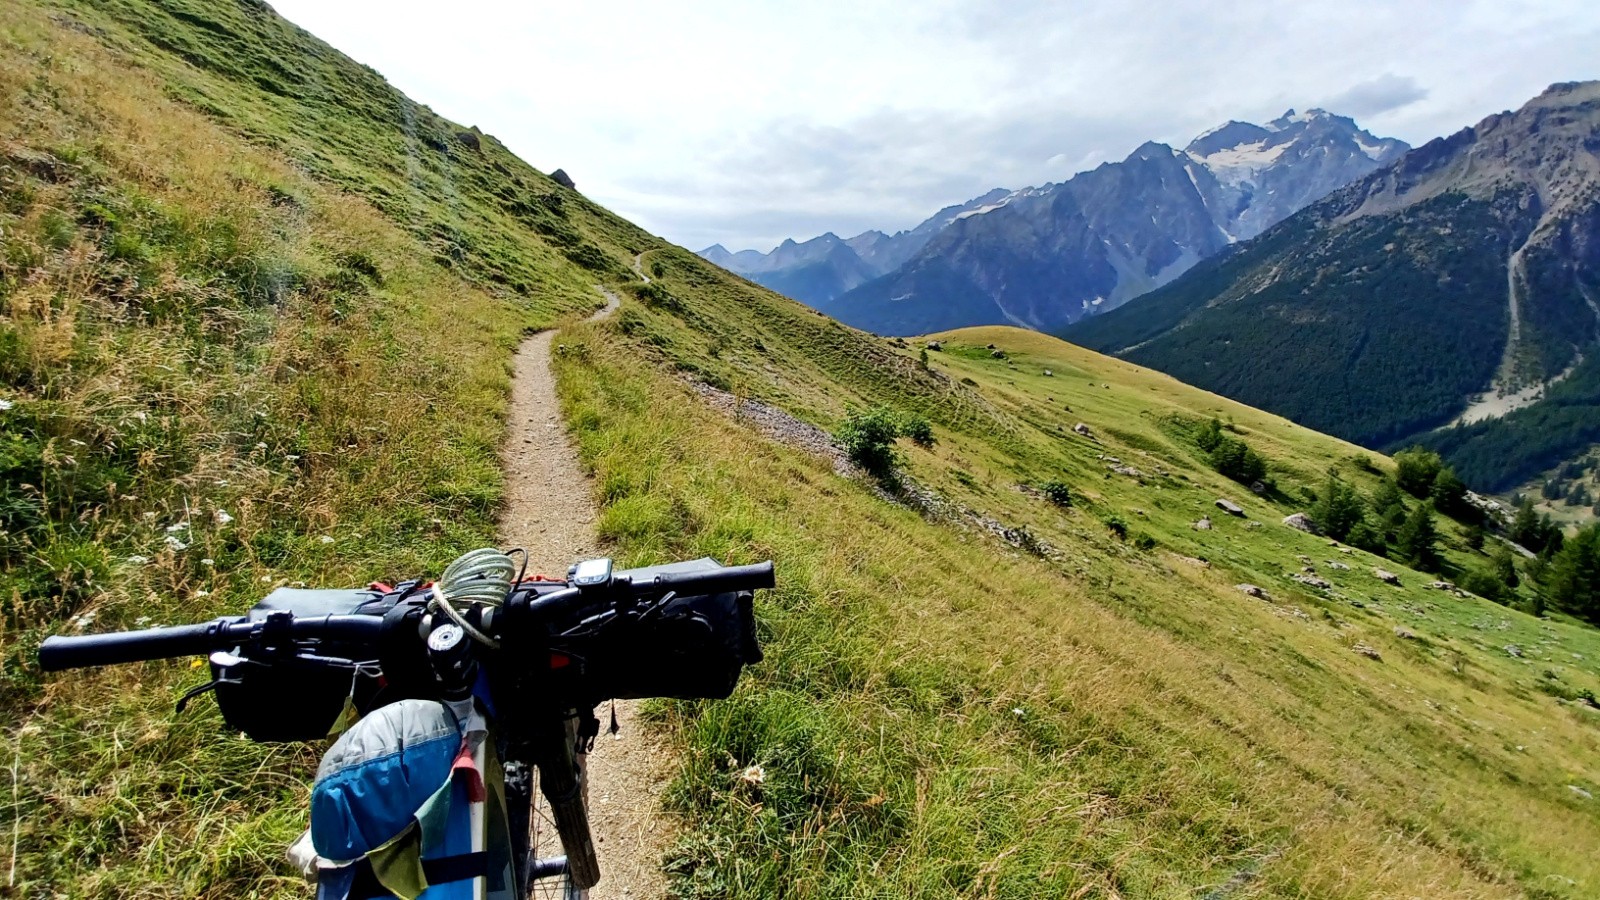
left=429, top=547, right=518, bottom=649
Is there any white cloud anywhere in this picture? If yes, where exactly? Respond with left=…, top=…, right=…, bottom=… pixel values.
left=268, top=0, right=1600, bottom=251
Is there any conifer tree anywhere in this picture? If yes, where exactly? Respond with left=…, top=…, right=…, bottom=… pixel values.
left=1397, top=501, right=1440, bottom=571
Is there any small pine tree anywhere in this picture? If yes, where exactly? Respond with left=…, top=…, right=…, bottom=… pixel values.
left=1548, top=524, right=1600, bottom=624
left=1311, top=475, right=1365, bottom=541
left=1491, top=545, right=1520, bottom=589
left=1429, top=466, right=1471, bottom=519
left=1511, top=499, right=1544, bottom=552
left=1196, top=417, right=1224, bottom=453
left=1372, top=478, right=1405, bottom=516
left=1397, top=501, right=1441, bottom=571
left=1464, top=523, right=1485, bottom=552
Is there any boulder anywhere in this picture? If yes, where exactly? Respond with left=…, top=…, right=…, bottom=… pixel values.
left=925, top=340, right=942, bottom=351
left=454, top=130, right=481, bottom=151
left=1282, top=512, right=1320, bottom=535
left=550, top=168, right=577, bottom=189
left=1215, top=498, right=1245, bottom=517
left=1250, top=480, right=1268, bottom=495
left=990, top=349, right=1006, bottom=359
left=1373, top=568, right=1401, bottom=585
left=1394, top=627, right=1416, bottom=639
left=1292, top=574, right=1332, bottom=590
left=1237, top=584, right=1270, bottom=599
left=1193, top=517, right=1213, bottom=531
left=1353, top=643, right=1383, bottom=661
left=1043, top=369, right=1054, bottom=377
left=1072, top=422, right=1095, bottom=438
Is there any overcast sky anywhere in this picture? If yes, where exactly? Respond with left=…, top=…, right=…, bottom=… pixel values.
left=270, top=0, right=1598, bottom=253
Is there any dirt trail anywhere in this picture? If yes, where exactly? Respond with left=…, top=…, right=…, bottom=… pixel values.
left=498, top=283, right=673, bottom=900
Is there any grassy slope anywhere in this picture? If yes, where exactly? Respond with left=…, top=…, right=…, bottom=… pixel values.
left=0, top=1, right=641, bottom=894
left=4, top=1, right=1598, bottom=897
left=558, top=253, right=1600, bottom=898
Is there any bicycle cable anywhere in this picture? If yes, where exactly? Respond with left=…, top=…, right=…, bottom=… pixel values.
left=429, top=547, right=518, bottom=649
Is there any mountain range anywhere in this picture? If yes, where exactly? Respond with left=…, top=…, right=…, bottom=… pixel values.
left=698, top=189, right=1010, bottom=306
left=703, top=110, right=1407, bottom=334
left=1070, top=81, right=1600, bottom=493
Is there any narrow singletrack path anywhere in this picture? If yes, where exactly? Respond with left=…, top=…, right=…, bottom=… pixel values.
left=498, top=286, right=673, bottom=899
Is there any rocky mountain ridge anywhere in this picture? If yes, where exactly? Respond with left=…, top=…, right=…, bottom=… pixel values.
left=818, top=108, right=1407, bottom=334
left=700, top=112, right=1404, bottom=329
left=1070, top=81, right=1600, bottom=494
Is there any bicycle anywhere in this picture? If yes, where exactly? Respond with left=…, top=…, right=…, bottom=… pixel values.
left=39, top=549, right=773, bottom=899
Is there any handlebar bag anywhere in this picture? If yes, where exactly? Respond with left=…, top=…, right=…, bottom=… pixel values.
left=564, top=558, right=764, bottom=702
left=212, top=588, right=386, bottom=742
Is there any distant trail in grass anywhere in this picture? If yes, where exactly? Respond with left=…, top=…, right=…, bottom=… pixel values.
left=497, top=287, right=670, bottom=899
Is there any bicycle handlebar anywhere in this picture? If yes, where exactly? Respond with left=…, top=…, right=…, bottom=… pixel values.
left=38, top=614, right=386, bottom=672
left=641, top=560, right=774, bottom=596
left=37, top=559, right=775, bottom=673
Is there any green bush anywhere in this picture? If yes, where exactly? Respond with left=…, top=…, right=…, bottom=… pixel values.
left=835, top=406, right=903, bottom=477
left=1103, top=514, right=1128, bottom=540
left=1133, top=533, right=1157, bottom=552
left=1211, top=437, right=1266, bottom=484
left=1459, top=569, right=1506, bottom=603
left=1039, top=480, right=1072, bottom=507
left=899, top=413, right=935, bottom=448
left=1395, top=446, right=1444, bottom=498
left=1196, top=417, right=1224, bottom=452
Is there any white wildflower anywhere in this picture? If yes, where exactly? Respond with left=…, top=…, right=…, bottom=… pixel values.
left=1012, top=707, right=1025, bottom=717
left=164, top=535, right=187, bottom=551
left=255, top=442, right=268, bottom=450
left=165, top=521, right=189, bottom=533
left=738, top=765, right=765, bottom=787
left=201, top=558, right=215, bottom=566
left=319, top=535, right=334, bottom=544
left=126, top=555, right=150, bottom=565
left=261, top=575, right=273, bottom=583
left=0, top=398, right=13, bottom=411
left=72, top=611, right=96, bottom=631
left=195, top=590, right=210, bottom=597
left=213, top=509, right=234, bottom=526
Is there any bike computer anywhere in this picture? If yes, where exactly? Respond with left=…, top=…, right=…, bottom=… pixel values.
left=570, top=557, right=613, bottom=589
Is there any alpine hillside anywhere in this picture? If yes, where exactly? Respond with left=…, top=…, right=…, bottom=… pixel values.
left=697, top=189, right=1011, bottom=306
left=817, top=109, right=1407, bottom=334
left=1070, top=81, right=1600, bottom=494
left=6, top=2, right=1600, bottom=898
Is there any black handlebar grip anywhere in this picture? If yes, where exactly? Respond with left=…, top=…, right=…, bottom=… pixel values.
left=38, top=620, right=231, bottom=671
left=647, top=561, right=775, bottom=596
